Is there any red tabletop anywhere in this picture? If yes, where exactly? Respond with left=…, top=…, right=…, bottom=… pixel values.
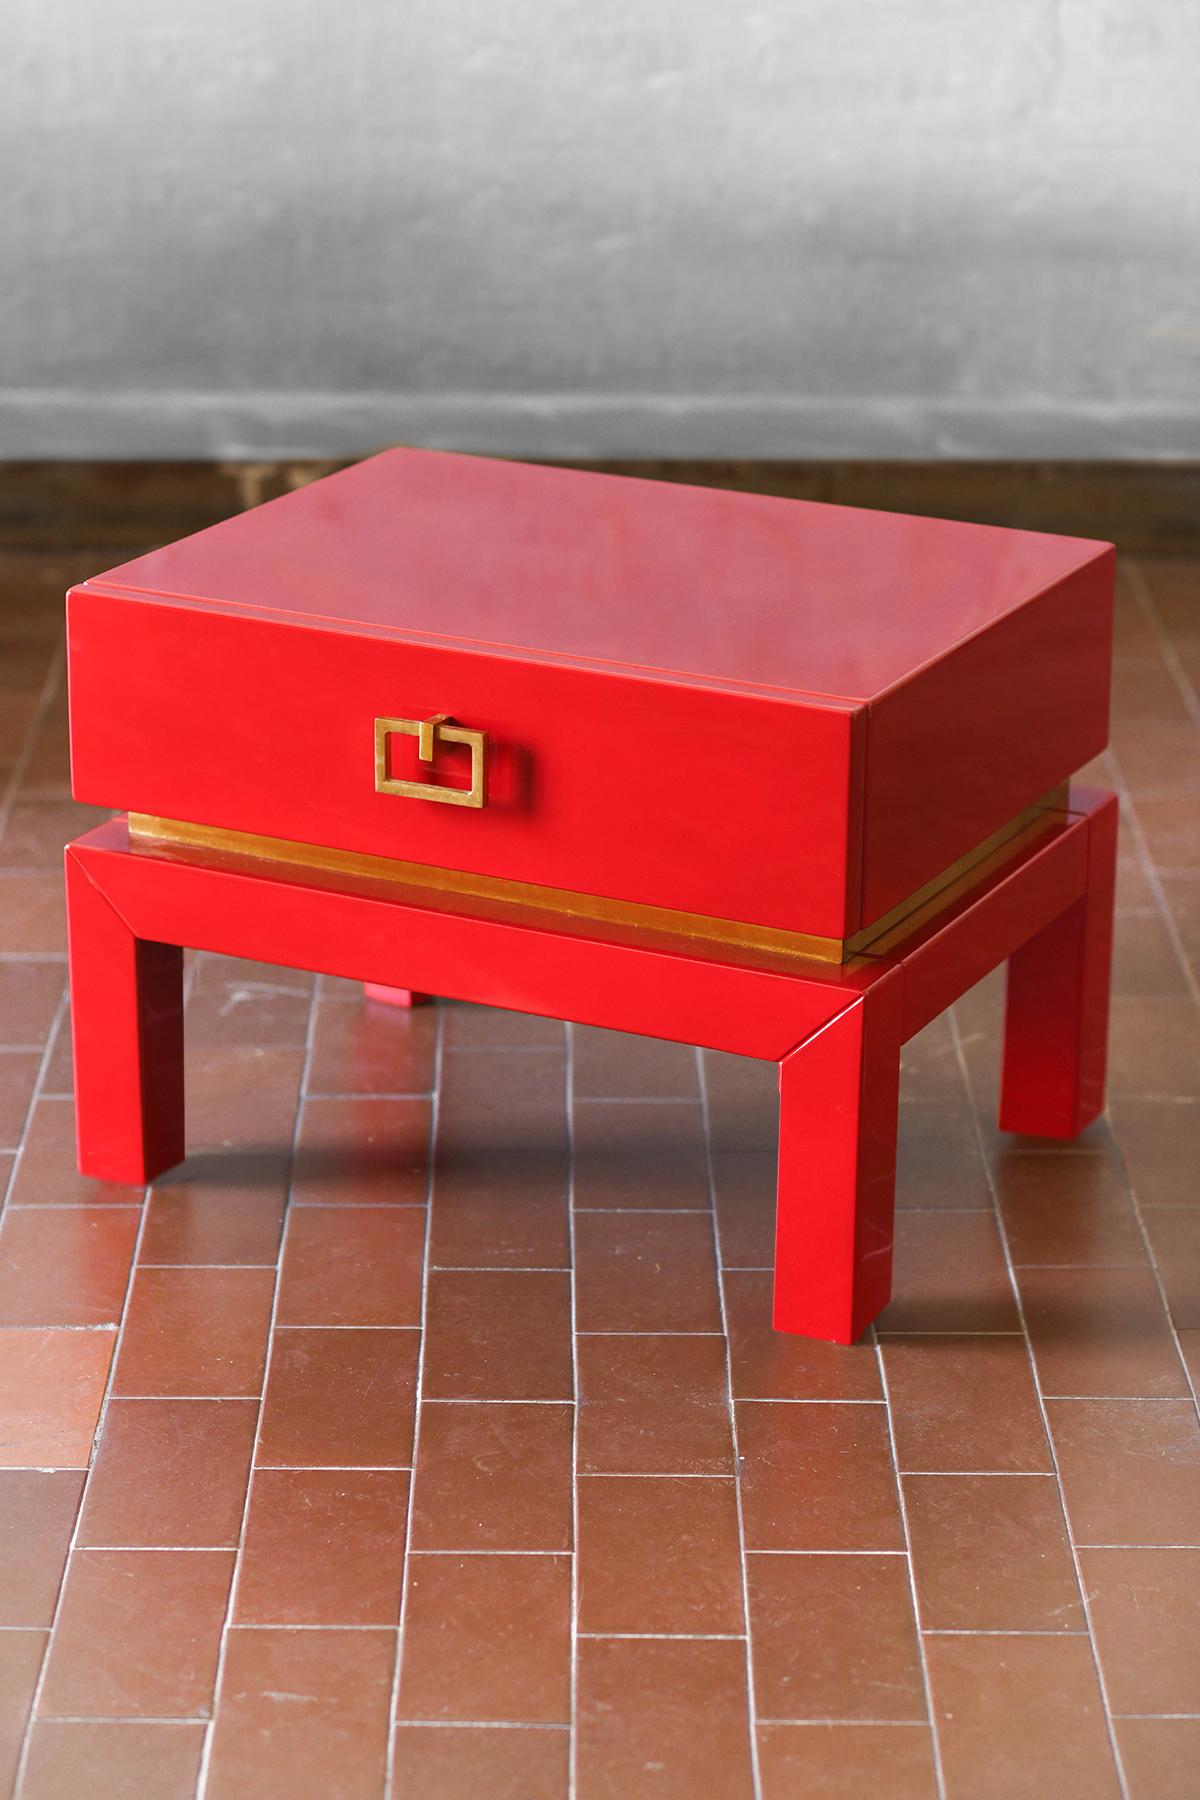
left=93, top=449, right=1108, bottom=703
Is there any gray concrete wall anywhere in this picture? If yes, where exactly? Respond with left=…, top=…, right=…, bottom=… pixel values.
left=2, top=0, right=1197, bottom=459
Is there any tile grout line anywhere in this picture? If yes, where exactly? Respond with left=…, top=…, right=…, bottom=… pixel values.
left=755, top=1716, right=945, bottom=1728
left=32, top=1391, right=274, bottom=1399
left=192, top=967, right=319, bottom=1800
left=393, top=1718, right=572, bottom=1731
left=873, top=1333, right=948, bottom=1800
left=898, top=1469, right=1052, bottom=1478
left=1110, top=1108, right=1200, bottom=1430
left=576, top=1470, right=734, bottom=1480
left=428, top=1266, right=568, bottom=1274
left=252, top=1464, right=412, bottom=1472
left=1104, top=578, right=1200, bottom=1016
left=1124, top=559, right=1200, bottom=729
left=42, top=1541, right=1163, bottom=1562
left=0, top=986, right=69, bottom=1218
left=1035, top=1393, right=1200, bottom=1403
left=1111, top=1712, right=1200, bottom=1721
left=402, top=1397, right=573, bottom=1407
left=407, top=1548, right=572, bottom=1558
left=744, top=1548, right=909, bottom=1557
left=0, top=633, right=66, bottom=848
left=578, top=1631, right=747, bottom=1641
left=566, top=1019, right=581, bottom=1800
left=382, top=997, right=445, bottom=1800
left=27, top=1714, right=219, bottom=1727
left=10, top=1168, right=152, bottom=1797
left=573, top=1207, right=713, bottom=1216
left=919, top=1627, right=1092, bottom=1637
left=6, top=890, right=188, bottom=1782
left=1058, top=1543, right=1200, bottom=1551
left=301, top=1090, right=433, bottom=1102
left=573, top=1329, right=726, bottom=1337
left=242, top=1324, right=422, bottom=1333
left=1095, top=684, right=1200, bottom=1428
left=734, top=1396, right=885, bottom=1404
left=947, top=1005, right=1133, bottom=1800
left=697, top=1045, right=764, bottom=1800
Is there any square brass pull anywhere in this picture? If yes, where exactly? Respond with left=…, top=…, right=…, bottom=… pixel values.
left=374, top=714, right=488, bottom=808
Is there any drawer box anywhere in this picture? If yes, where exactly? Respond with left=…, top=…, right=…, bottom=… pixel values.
left=67, top=450, right=1114, bottom=954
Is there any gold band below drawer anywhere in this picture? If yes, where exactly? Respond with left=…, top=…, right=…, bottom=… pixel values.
left=128, top=787, right=1068, bottom=967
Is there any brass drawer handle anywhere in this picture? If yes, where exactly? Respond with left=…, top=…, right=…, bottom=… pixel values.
left=374, top=714, right=488, bottom=808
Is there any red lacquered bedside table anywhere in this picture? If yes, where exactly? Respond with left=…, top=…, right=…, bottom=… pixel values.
left=63, top=452, right=1117, bottom=1344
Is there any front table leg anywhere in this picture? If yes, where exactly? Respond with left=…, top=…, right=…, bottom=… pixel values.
left=773, top=977, right=903, bottom=1344
left=999, top=793, right=1118, bottom=1140
left=65, top=852, right=185, bottom=1183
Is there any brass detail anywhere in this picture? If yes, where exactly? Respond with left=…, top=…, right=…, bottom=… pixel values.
left=374, top=714, right=487, bottom=808
left=128, top=783, right=1069, bottom=967
left=849, top=781, right=1071, bottom=958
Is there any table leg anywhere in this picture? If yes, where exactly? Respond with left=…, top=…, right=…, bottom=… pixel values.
left=999, top=792, right=1117, bottom=1139
left=65, top=851, right=184, bottom=1183
left=773, top=977, right=902, bottom=1343
left=363, top=985, right=433, bottom=1007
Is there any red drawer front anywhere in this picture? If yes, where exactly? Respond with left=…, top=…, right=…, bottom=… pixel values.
left=68, top=589, right=865, bottom=940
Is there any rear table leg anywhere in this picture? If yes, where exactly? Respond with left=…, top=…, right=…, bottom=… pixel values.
left=65, top=849, right=184, bottom=1183
left=363, top=985, right=433, bottom=1007
left=773, top=977, right=902, bottom=1344
left=999, top=793, right=1117, bottom=1140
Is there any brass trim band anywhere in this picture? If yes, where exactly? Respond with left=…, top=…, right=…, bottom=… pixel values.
left=128, top=785, right=1068, bottom=967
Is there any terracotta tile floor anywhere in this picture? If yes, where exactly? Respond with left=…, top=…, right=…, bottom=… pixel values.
left=1, top=544, right=1199, bottom=1799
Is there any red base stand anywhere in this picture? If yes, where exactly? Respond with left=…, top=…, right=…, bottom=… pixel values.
left=65, top=791, right=1116, bottom=1343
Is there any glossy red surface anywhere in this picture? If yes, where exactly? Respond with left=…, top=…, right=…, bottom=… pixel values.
left=775, top=975, right=902, bottom=1341
left=64, top=852, right=183, bottom=1181
left=999, top=790, right=1117, bottom=1137
left=68, top=452, right=1114, bottom=938
left=65, top=788, right=1116, bottom=1343
left=92, top=450, right=1108, bottom=704
left=896, top=818, right=1089, bottom=1039
left=859, top=558, right=1111, bottom=921
left=68, top=590, right=863, bottom=938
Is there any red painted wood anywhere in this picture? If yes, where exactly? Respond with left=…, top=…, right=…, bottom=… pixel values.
left=363, top=984, right=431, bottom=1008
left=895, top=813, right=1088, bottom=1040
left=68, top=450, right=1112, bottom=941
left=64, top=849, right=184, bottom=1183
left=774, top=974, right=902, bottom=1344
left=998, top=789, right=1118, bottom=1139
left=68, top=590, right=864, bottom=939
left=61, top=453, right=1117, bottom=1337
left=88, top=449, right=1112, bottom=706
left=859, top=553, right=1114, bottom=923
left=64, top=793, right=1117, bottom=1341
